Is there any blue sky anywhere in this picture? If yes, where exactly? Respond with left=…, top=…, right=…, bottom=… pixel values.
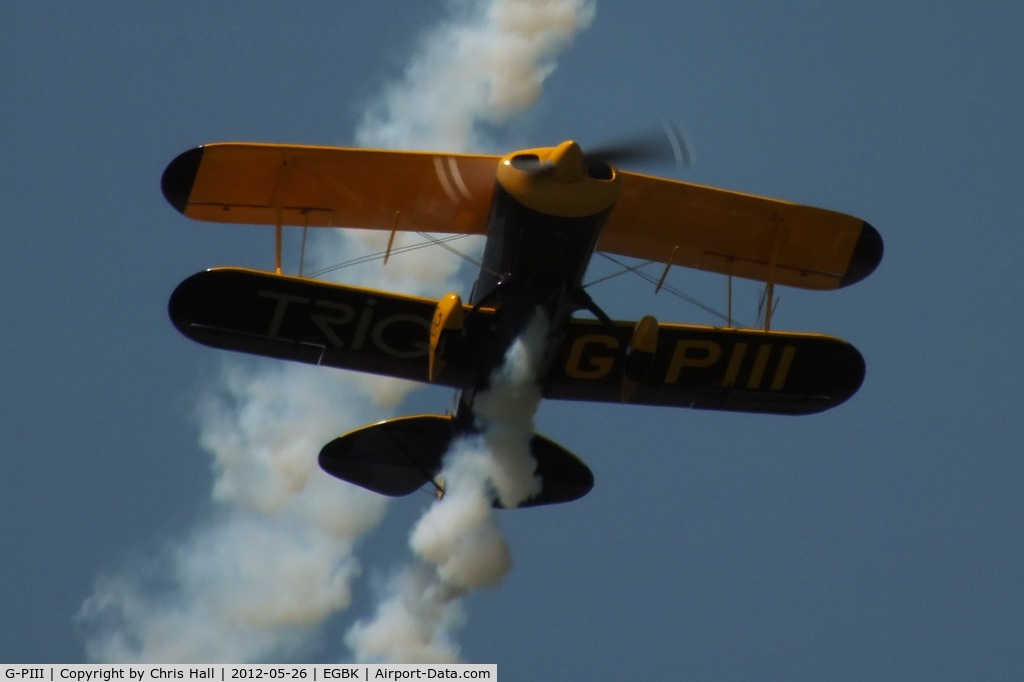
left=3, top=1, right=1024, bottom=678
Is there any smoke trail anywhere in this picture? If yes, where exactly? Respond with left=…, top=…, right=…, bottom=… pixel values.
left=79, top=0, right=594, bottom=663
left=78, top=364, right=393, bottom=662
left=345, top=313, right=549, bottom=663
left=356, top=0, right=597, bottom=152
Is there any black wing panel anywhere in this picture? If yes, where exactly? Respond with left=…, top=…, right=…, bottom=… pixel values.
left=318, top=415, right=594, bottom=507
left=169, top=269, right=864, bottom=415
left=543, top=319, right=865, bottom=415
left=168, top=267, right=486, bottom=387
left=319, top=415, right=454, bottom=497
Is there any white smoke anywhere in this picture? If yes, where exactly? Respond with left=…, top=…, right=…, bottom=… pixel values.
left=79, top=0, right=594, bottom=663
left=346, top=313, right=549, bottom=663
left=356, top=0, right=597, bottom=153
left=78, top=364, right=392, bottom=663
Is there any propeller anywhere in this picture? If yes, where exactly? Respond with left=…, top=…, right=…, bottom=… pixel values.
left=584, top=121, right=694, bottom=170
left=506, top=122, right=694, bottom=178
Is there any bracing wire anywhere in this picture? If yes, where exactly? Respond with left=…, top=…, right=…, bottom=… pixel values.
left=305, top=233, right=472, bottom=280
left=413, top=232, right=497, bottom=277
left=588, top=252, right=752, bottom=329
left=308, top=235, right=751, bottom=329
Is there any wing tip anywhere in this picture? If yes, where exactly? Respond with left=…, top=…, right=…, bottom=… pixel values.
left=161, top=146, right=205, bottom=215
left=839, top=221, right=884, bottom=288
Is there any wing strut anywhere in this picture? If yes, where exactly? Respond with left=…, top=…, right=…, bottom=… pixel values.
left=384, top=211, right=400, bottom=264
left=274, top=206, right=283, bottom=275
left=727, top=270, right=733, bottom=328
left=270, top=160, right=288, bottom=275
left=299, top=221, right=309, bottom=276
left=654, top=245, right=679, bottom=294
left=762, top=219, right=784, bottom=331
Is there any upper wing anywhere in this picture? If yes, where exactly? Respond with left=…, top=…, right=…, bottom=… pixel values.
left=161, top=143, right=501, bottom=234
left=598, top=170, right=883, bottom=290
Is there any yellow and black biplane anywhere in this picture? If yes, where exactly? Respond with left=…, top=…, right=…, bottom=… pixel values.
left=163, top=140, right=882, bottom=507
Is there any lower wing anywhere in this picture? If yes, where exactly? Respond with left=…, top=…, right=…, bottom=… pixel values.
left=169, top=268, right=864, bottom=414
left=542, top=318, right=865, bottom=415
left=168, top=267, right=483, bottom=387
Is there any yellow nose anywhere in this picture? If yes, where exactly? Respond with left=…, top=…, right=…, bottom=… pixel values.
left=550, top=140, right=585, bottom=182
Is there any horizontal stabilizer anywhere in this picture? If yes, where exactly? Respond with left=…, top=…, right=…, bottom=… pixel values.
left=319, top=415, right=452, bottom=497
left=318, top=415, right=593, bottom=507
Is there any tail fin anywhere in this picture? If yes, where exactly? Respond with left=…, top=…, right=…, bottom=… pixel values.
left=318, top=415, right=593, bottom=507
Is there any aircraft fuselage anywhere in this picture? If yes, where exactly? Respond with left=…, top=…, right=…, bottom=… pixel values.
left=453, top=141, right=622, bottom=424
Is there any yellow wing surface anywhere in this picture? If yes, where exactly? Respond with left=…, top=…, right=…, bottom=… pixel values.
left=162, top=143, right=500, bottom=235
left=163, top=143, right=881, bottom=290
left=600, top=170, right=882, bottom=290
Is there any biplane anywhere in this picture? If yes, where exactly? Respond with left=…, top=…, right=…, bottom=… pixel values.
left=162, top=139, right=882, bottom=507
